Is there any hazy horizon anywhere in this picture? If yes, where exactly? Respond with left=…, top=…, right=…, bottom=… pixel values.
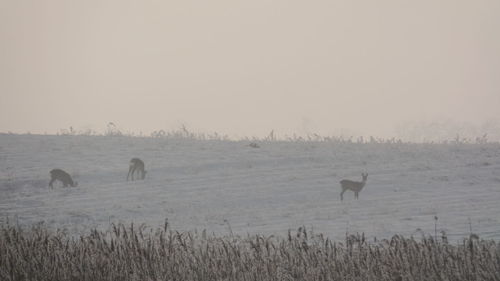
left=1, top=1, right=499, bottom=139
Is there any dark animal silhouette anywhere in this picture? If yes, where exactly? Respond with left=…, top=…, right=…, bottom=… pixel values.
left=49, top=169, right=77, bottom=188
left=127, top=158, right=146, bottom=181
left=340, top=173, right=368, bottom=201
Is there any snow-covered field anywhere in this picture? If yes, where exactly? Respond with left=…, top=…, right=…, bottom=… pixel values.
left=1, top=134, right=499, bottom=242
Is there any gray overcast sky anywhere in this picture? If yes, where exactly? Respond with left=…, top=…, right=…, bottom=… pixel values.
left=1, top=0, right=499, bottom=138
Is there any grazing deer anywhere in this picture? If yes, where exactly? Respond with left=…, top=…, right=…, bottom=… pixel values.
left=49, top=169, right=77, bottom=188
left=340, top=173, right=368, bottom=201
left=127, top=158, right=146, bottom=181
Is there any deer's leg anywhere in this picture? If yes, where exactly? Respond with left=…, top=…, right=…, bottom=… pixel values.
left=340, top=188, right=346, bottom=201
left=127, top=166, right=133, bottom=181
left=355, top=192, right=359, bottom=199
left=49, top=178, right=55, bottom=188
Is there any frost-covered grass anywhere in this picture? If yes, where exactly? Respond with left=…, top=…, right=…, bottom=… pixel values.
left=1, top=223, right=499, bottom=281
left=1, top=133, right=500, bottom=242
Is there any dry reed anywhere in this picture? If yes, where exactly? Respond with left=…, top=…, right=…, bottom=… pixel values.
left=1, top=223, right=499, bottom=281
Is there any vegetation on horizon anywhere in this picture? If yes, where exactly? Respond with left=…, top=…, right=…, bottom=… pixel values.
left=1, top=222, right=498, bottom=281
left=1, top=122, right=498, bottom=145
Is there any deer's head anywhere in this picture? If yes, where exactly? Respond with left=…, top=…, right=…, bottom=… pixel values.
left=362, top=173, right=368, bottom=181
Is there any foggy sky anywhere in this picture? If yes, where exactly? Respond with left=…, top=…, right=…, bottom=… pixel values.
left=1, top=0, right=499, bottom=138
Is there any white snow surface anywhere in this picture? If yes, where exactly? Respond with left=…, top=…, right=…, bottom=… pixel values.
left=1, top=134, right=500, bottom=242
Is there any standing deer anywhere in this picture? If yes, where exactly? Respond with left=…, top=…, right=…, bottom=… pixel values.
left=340, top=173, right=368, bottom=201
left=49, top=169, right=77, bottom=188
left=127, top=158, right=146, bottom=181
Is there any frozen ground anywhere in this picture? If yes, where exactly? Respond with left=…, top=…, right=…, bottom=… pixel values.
left=1, top=134, right=499, bottom=242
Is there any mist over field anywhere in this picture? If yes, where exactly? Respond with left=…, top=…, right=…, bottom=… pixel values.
left=1, top=1, right=500, bottom=279
left=0, top=0, right=500, bottom=281
left=1, top=0, right=499, bottom=139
